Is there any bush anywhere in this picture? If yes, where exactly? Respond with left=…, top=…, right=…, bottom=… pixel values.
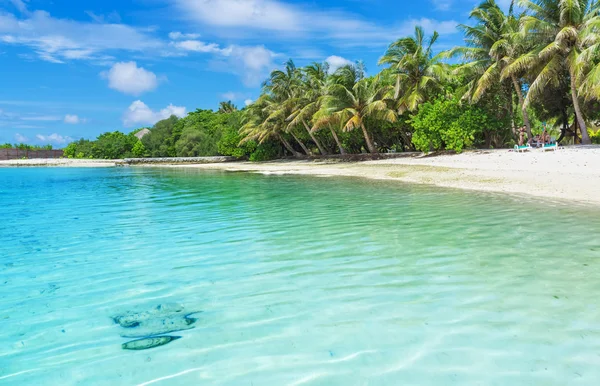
left=249, top=142, right=280, bottom=161
left=217, top=127, right=257, bottom=158
left=132, top=140, right=147, bottom=157
left=590, top=129, right=600, bottom=144
left=409, top=97, right=498, bottom=153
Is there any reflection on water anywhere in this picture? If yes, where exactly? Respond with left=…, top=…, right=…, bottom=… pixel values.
left=1, top=167, right=600, bottom=385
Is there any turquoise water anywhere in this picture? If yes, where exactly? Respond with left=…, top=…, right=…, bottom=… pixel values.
left=1, top=167, right=600, bottom=385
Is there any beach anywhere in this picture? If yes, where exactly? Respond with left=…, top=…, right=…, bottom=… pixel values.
left=2, top=146, right=599, bottom=205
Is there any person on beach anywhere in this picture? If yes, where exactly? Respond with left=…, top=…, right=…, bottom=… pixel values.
left=518, top=126, right=527, bottom=146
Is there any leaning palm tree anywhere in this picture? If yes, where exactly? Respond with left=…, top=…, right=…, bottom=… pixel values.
left=509, top=0, right=600, bottom=144
left=264, top=59, right=326, bottom=154
left=286, top=62, right=332, bottom=155
left=320, top=78, right=396, bottom=154
left=218, top=101, right=238, bottom=114
left=239, top=95, right=303, bottom=158
left=379, top=26, right=448, bottom=113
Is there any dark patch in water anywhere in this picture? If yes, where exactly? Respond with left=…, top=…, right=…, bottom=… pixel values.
left=122, top=336, right=181, bottom=351
left=113, top=304, right=201, bottom=348
left=119, top=313, right=199, bottom=338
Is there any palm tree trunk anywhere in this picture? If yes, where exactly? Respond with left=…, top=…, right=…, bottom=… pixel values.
left=302, top=120, right=328, bottom=155
left=290, top=131, right=312, bottom=155
left=276, top=133, right=302, bottom=158
left=360, top=122, right=377, bottom=154
left=569, top=72, right=591, bottom=145
left=328, top=124, right=346, bottom=154
left=511, top=75, right=532, bottom=140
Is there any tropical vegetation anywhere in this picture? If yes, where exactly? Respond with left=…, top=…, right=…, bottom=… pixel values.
left=64, top=0, right=600, bottom=159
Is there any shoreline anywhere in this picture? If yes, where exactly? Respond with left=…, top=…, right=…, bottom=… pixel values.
left=2, top=146, right=599, bottom=205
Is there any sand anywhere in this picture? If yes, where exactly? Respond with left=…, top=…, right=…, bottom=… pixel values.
left=2, top=146, right=599, bottom=205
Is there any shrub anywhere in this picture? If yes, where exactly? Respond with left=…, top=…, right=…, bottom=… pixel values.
left=409, top=97, right=499, bottom=153
left=249, top=142, right=280, bottom=161
left=590, top=129, right=600, bottom=144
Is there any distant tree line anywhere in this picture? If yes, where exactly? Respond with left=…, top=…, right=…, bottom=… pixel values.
left=1, top=143, right=53, bottom=150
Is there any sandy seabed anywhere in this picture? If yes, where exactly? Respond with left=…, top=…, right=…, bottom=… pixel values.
left=2, top=146, right=599, bottom=205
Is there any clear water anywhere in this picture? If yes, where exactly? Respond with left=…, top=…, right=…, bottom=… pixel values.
left=1, top=167, right=600, bottom=385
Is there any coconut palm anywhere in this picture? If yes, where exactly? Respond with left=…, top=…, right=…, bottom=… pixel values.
left=265, top=60, right=328, bottom=154
left=509, top=0, right=600, bottom=144
left=239, top=95, right=303, bottom=158
left=379, top=26, right=448, bottom=113
left=320, top=78, right=396, bottom=154
left=287, top=62, right=334, bottom=155
left=447, top=0, right=534, bottom=138
left=218, top=101, right=238, bottom=114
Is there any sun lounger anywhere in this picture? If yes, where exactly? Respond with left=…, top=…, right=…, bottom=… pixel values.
left=514, top=144, right=532, bottom=152
left=542, top=143, right=559, bottom=152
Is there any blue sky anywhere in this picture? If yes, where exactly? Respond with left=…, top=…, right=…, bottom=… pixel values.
left=0, top=0, right=511, bottom=147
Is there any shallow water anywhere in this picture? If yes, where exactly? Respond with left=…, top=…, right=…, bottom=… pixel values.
left=1, top=167, right=599, bottom=385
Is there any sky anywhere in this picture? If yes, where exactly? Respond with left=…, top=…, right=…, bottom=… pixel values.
left=0, top=0, right=512, bottom=147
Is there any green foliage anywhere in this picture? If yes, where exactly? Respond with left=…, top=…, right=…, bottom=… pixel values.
left=1, top=143, right=52, bottom=150
left=591, top=130, right=600, bottom=145
left=132, top=140, right=147, bottom=157
left=249, top=142, right=280, bottom=162
left=218, top=126, right=257, bottom=158
left=63, top=133, right=136, bottom=159
left=410, top=98, right=500, bottom=153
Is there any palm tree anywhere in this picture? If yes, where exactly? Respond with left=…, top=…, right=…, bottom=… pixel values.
left=239, top=95, right=303, bottom=158
left=264, top=60, right=327, bottom=154
left=218, top=101, right=238, bottom=114
left=447, top=0, right=534, bottom=139
left=379, top=26, right=448, bottom=113
left=320, top=78, right=396, bottom=154
left=510, top=0, right=600, bottom=144
left=287, top=62, right=333, bottom=155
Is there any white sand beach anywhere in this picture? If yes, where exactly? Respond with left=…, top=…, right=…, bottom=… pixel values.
left=3, top=146, right=599, bottom=205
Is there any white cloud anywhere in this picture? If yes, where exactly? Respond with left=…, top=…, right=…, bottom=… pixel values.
left=123, top=100, right=187, bottom=127
left=15, top=133, right=29, bottom=142
left=35, top=133, right=72, bottom=144
left=431, top=0, right=452, bottom=11
left=174, top=0, right=459, bottom=46
left=0, top=10, right=162, bottom=63
left=85, top=11, right=121, bottom=24
left=244, top=99, right=253, bottom=106
left=221, top=92, right=238, bottom=101
left=171, top=40, right=221, bottom=53
left=173, top=40, right=277, bottom=86
left=325, top=55, right=352, bottom=73
left=102, top=62, right=159, bottom=96
left=175, top=0, right=300, bottom=32
left=20, top=115, right=61, bottom=121
left=64, top=114, right=81, bottom=124
left=403, top=18, right=458, bottom=35
left=221, top=45, right=278, bottom=86
left=168, top=31, right=200, bottom=40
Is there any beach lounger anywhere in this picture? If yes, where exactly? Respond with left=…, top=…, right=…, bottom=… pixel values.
left=542, top=143, right=559, bottom=152
left=514, top=144, right=532, bottom=152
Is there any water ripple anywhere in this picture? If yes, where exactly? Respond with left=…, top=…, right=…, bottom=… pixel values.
left=1, top=167, right=600, bottom=385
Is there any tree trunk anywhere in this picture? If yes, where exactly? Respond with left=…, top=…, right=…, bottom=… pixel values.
left=511, top=75, right=532, bottom=140
left=328, top=124, right=346, bottom=154
left=276, top=133, right=302, bottom=158
left=290, top=131, right=312, bottom=155
left=570, top=71, right=591, bottom=145
left=360, top=122, right=377, bottom=154
left=302, top=120, right=328, bottom=155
